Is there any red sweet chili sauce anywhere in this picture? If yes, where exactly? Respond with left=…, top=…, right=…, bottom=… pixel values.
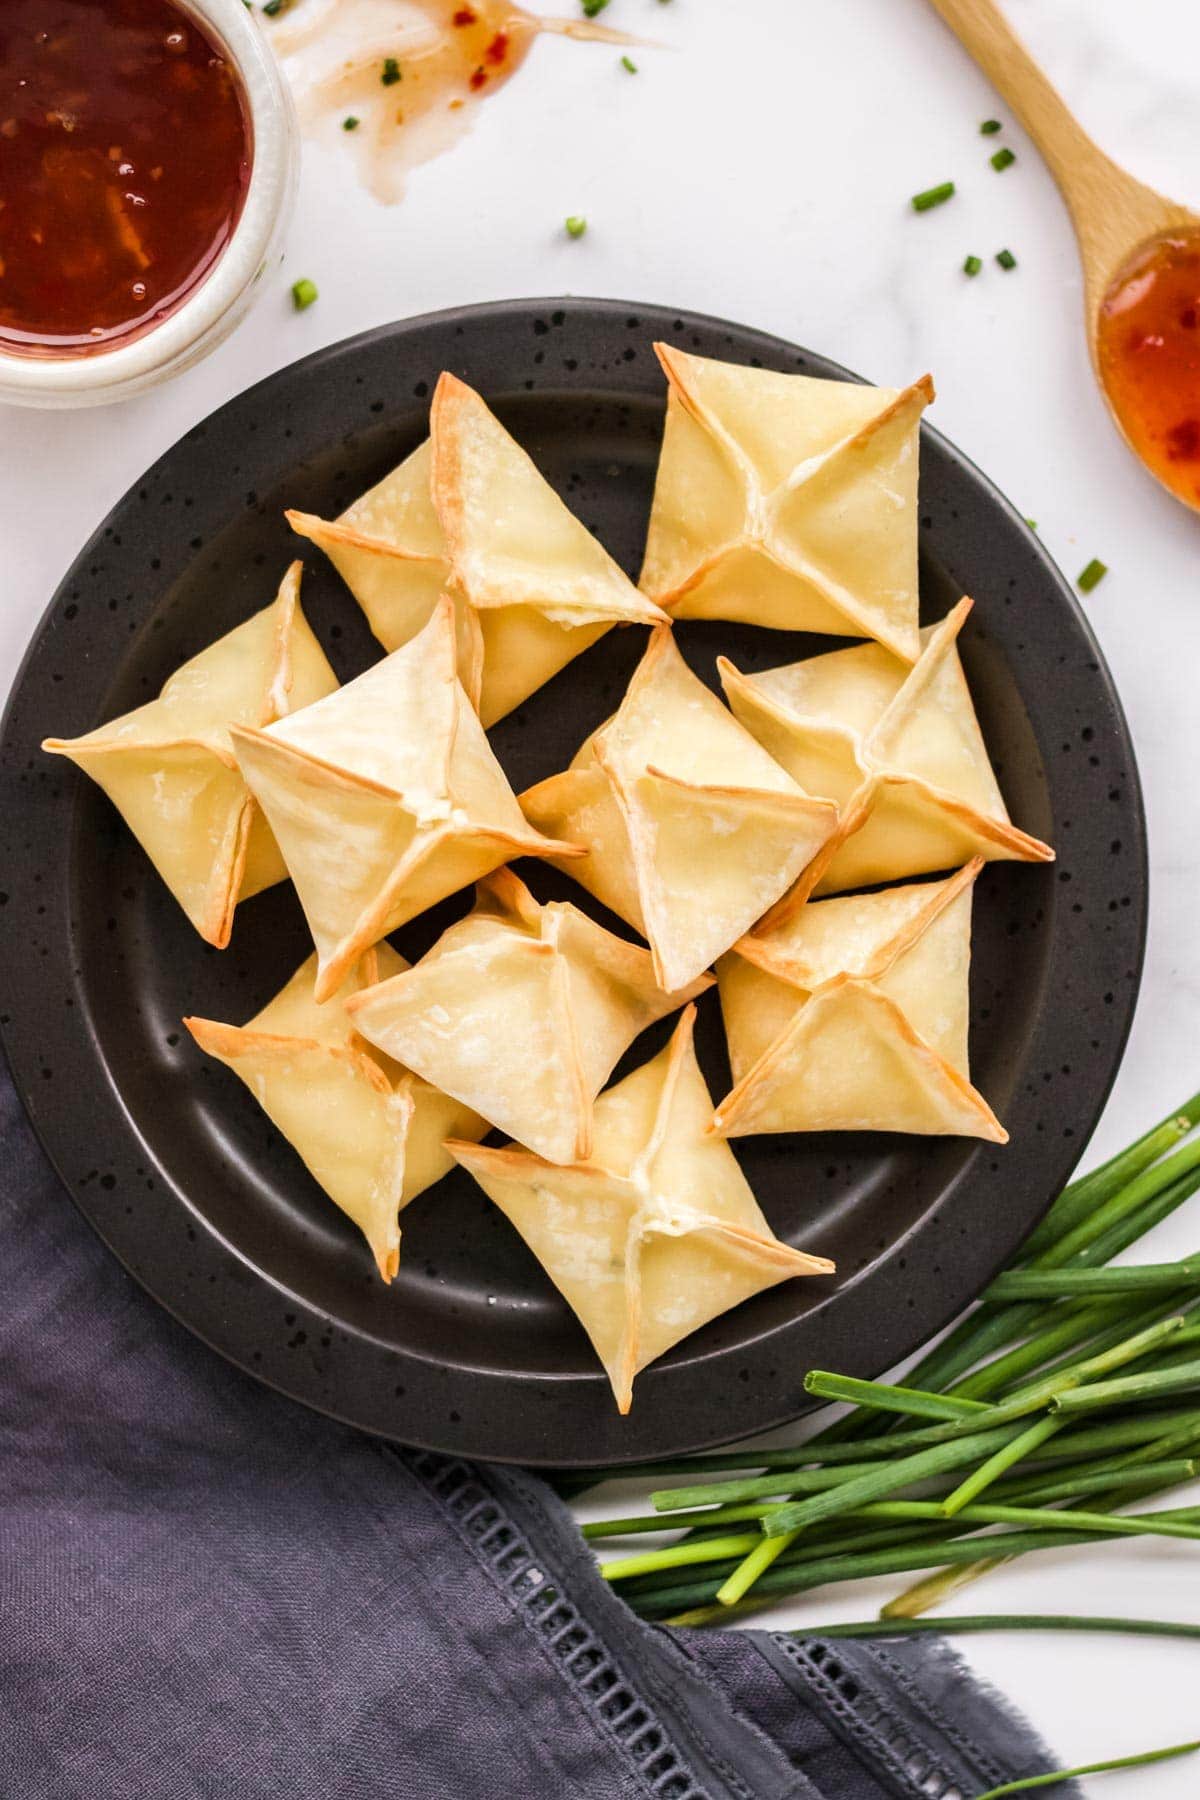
left=0, top=0, right=252, bottom=359
left=1096, top=233, right=1200, bottom=507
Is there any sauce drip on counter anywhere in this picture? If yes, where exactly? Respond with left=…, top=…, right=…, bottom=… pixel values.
left=0, top=0, right=252, bottom=359
left=268, top=0, right=639, bottom=206
left=1097, top=232, right=1200, bottom=507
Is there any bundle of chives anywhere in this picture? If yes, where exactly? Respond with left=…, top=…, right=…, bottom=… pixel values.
left=576, top=1089, right=1200, bottom=1628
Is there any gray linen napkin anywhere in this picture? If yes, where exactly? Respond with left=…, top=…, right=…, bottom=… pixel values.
left=0, top=1071, right=1077, bottom=1799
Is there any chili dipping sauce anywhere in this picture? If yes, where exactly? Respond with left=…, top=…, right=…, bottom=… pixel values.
left=0, top=0, right=252, bottom=359
left=1097, top=232, right=1200, bottom=507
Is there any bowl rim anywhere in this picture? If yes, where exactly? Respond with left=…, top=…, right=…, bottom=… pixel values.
left=0, top=0, right=295, bottom=397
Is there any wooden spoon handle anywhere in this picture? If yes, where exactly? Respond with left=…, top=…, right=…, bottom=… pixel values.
left=924, top=0, right=1110, bottom=203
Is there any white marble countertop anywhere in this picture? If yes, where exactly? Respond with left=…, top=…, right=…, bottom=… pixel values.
left=4, top=1, right=1199, bottom=1790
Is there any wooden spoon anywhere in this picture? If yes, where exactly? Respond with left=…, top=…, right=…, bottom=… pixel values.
left=927, top=0, right=1200, bottom=511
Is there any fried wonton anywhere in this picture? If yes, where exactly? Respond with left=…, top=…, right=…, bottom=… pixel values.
left=185, top=946, right=486, bottom=1281
left=638, top=344, right=932, bottom=661
left=230, top=599, right=579, bottom=1003
left=448, top=1006, right=834, bottom=1412
left=713, top=861, right=1006, bottom=1142
left=720, top=597, right=1054, bottom=923
left=43, top=563, right=338, bottom=947
left=288, top=373, right=665, bottom=726
left=520, top=626, right=838, bottom=992
left=344, top=867, right=711, bottom=1166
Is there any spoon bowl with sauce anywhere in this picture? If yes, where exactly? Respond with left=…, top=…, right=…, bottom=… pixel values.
left=0, top=0, right=297, bottom=407
left=928, top=0, right=1200, bottom=512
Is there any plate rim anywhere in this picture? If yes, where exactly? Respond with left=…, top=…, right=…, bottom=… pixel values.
left=0, top=296, right=1148, bottom=1466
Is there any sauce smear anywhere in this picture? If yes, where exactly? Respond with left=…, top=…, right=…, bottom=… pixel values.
left=1097, top=232, right=1200, bottom=506
left=0, top=0, right=252, bottom=359
left=268, top=0, right=640, bottom=206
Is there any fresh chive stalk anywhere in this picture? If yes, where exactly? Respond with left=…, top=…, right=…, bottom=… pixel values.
left=986, top=1257, right=1200, bottom=1300
left=803, top=1371, right=988, bottom=1422
left=904, top=1144, right=1200, bottom=1395
left=631, top=1526, right=1130, bottom=1621
left=760, top=1425, right=1037, bottom=1539
left=1022, top=1107, right=1199, bottom=1258
left=1053, top=1357, right=1200, bottom=1415
left=788, top=1614, right=1200, bottom=1643
left=882, top=1424, right=1200, bottom=1618
left=941, top=1415, right=1065, bottom=1515
left=601, top=1532, right=759, bottom=1582
left=973, top=1738, right=1199, bottom=1800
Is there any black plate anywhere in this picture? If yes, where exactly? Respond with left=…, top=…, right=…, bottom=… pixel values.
left=0, top=299, right=1146, bottom=1466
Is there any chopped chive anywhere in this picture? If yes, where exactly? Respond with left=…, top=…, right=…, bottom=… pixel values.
left=981, top=118, right=1003, bottom=135
left=290, top=278, right=318, bottom=311
left=911, top=181, right=956, bottom=213
left=381, top=56, right=401, bottom=85
left=342, top=116, right=360, bottom=132
left=261, top=0, right=294, bottom=15
left=973, top=1739, right=1200, bottom=1800
left=963, top=254, right=983, bottom=276
left=564, top=215, right=588, bottom=239
left=1078, top=558, right=1108, bottom=592
left=991, top=146, right=1017, bottom=172
left=1025, top=517, right=1038, bottom=530
left=581, top=0, right=610, bottom=14
left=996, top=248, right=1018, bottom=269
left=620, top=54, right=638, bottom=73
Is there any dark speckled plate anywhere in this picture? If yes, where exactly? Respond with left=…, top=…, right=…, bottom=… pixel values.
left=0, top=300, right=1146, bottom=1466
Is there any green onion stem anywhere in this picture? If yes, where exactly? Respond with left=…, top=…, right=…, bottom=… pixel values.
left=861, top=1497, right=1200, bottom=1547
left=1022, top=1106, right=1199, bottom=1258
left=904, top=1160, right=1200, bottom=1396
left=601, top=1531, right=758, bottom=1582
left=1047, top=1141, right=1200, bottom=1268
left=716, top=1531, right=795, bottom=1606
left=803, top=1371, right=987, bottom=1422
left=1053, top=1356, right=1200, bottom=1415
left=986, top=1258, right=1200, bottom=1300
left=627, top=1525, right=1123, bottom=1620
left=882, top=1425, right=1200, bottom=1618
left=582, top=1500, right=784, bottom=1539
left=765, top=1318, right=1186, bottom=1539
left=994, top=1459, right=1195, bottom=1509
left=787, top=1614, right=1200, bottom=1643
left=994, top=1297, right=1178, bottom=1398
left=760, top=1426, right=1035, bottom=1539
left=941, top=1416, right=1066, bottom=1515
left=947, top=1299, right=1124, bottom=1402
left=973, top=1738, right=1199, bottom=1800
left=651, top=1458, right=904, bottom=1512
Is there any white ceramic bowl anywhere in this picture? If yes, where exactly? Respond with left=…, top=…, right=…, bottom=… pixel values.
left=0, top=0, right=298, bottom=409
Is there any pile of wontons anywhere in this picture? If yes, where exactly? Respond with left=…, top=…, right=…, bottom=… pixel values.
left=44, top=348, right=1053, bottom=1413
